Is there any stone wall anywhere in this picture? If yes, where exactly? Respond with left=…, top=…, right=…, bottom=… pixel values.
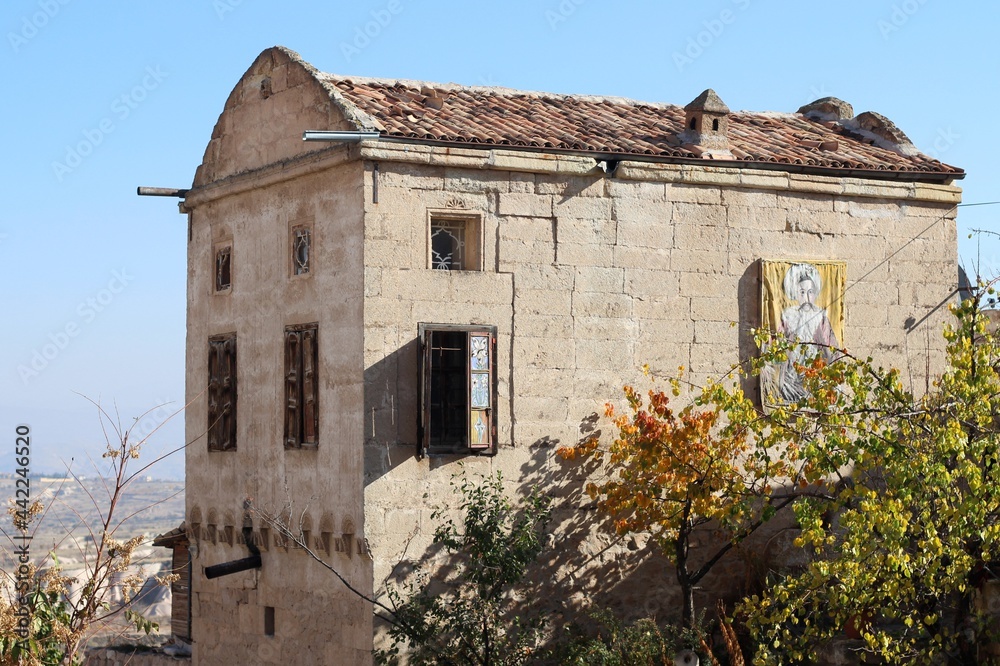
left=192, top=47, right=353, bottom=188
left=85, top=649, right=189, bottom=666
left=183, top=65, right=960, bottom=659
left=359, top=144, right=960, bottom=638
left=184, top=154, right=371, bottom=665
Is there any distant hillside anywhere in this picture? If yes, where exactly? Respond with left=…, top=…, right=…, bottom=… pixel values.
left=0, top=442, right=185, bottom=481
left=0, top=477, right=185, bottom=566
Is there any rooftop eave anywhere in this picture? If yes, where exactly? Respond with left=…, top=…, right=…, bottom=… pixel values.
left=358, top=133, right=964, bottom=184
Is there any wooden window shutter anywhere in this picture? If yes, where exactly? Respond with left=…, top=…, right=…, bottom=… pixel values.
left=207, top=343, right=221, bottom=450
left=301, top=327, right=318, bottom=444
left=221, top=336, right=236, bottom=450
left=284, top=324, right=319, bottom=449
left=284, top=329, right=301, bottom=448
left=467, top=331, right=493, bottom=450
left=420, top=327, right=433, bottom=455
left=208, top=334, right=237, bottom=451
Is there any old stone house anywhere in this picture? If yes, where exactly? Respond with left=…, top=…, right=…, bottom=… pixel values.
left=169, top=46, right=963, bottom=664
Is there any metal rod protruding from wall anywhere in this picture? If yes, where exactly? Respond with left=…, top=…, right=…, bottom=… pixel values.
left=204, top=554, right=262, bottom=579
left=137, top=187, right=189, bottom=197
left=302, top=130, right=381, bottom=142
left=203, top=524, right=262, bottom=579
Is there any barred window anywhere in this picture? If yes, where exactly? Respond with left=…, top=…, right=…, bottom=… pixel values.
left=428, top=215, right=481, bottom=271
left=215, top=245, right=232, bottom=291
left=418, top=324, right=496, bottom=456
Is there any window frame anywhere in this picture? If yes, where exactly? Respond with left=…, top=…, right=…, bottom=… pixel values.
left=284, top=323, right=319, bottom=450
left=207, top=333, right=237, bottom=452
left=426, top=211, right=483, bottom=272
left=289, top=222, right=313, bottom=278
left=214, top=242, right=232, bottom=293
left=418, top=323, right=498, bottom=457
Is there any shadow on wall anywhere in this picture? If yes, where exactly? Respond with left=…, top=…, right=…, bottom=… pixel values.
left=374, top=407, right=810, bottom=653
left=362, top=333, right=507, bottom=489
left=738, top=261, right=763, bottom=402
left=366, top=261, right=812, bottom=644
left=518, top=418, right=820, bottom=659
left=513, top=415, right=684, bottom=629
left=363, top=337, right=420, bottom=488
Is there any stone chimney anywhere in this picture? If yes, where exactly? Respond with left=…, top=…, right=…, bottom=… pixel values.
left=850, top=111, right=918, bottom=155
left=797, top=97, right=917, bottom=156
left=797, top=97, right=854, bottom=122
left=680, top=88, right=730, bottom=151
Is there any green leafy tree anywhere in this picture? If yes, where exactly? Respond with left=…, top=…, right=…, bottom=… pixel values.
left=550, top=609, right=705, bottom=666
left=0, top=573, right=72, bottom=665
left=745, top=293, right=1000, bottom=664
left=375, top=472, right=552, bottom=666
left=558, top=286, right=1000, bottom=663
left=550, top=601, right=745, bottom=666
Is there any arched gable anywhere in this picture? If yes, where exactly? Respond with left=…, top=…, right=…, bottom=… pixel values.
left=192, top=46, right=357, bottom=187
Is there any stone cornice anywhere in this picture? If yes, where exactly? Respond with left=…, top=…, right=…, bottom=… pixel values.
left=183, top=140, right=961, bottom=210
left=182, top=143, right=356, bottom=211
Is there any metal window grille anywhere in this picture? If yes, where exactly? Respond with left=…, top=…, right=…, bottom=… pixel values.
left=215, top=246, right=232, bottom=291
left=292, top=228, right=311, bottom=275
left=430, top=221, right=466, bottom=270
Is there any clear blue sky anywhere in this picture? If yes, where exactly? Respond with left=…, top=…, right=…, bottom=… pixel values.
left=2, top=1, right=997, bottom=479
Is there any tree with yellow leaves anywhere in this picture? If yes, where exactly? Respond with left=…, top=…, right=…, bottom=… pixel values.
left=744, top=291, right=1000, bottom=664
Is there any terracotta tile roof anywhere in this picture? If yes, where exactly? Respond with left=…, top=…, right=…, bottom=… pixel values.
left=152, top=522, right=188, bottom=547
left=316, top=73, right=963, bottom=180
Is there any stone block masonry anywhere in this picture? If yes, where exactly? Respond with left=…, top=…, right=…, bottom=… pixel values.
left=179, top=45, right=962, bottom=665
left=361, top=151, right=959, bottom=655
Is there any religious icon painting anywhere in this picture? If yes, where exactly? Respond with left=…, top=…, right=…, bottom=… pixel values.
left=759, top=259, right=846, bottom=411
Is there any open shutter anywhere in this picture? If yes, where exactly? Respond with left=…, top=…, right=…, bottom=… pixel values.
left=221, top=336, right=237, bottom=451
left=467, top=332, right=492, bottom=449
left=419, top=325, right=433, bottom=456
left=284, top=329, right=301, bottom=448
left=301, top=327, right=318, bottom=445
